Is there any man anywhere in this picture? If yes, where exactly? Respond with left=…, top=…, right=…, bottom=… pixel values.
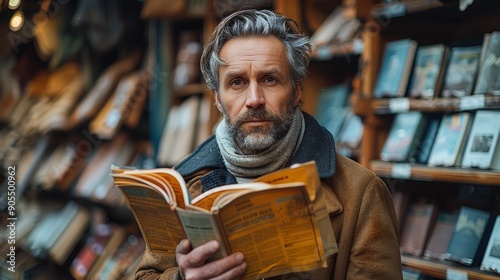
left=136, top=8, right=403, bottom=280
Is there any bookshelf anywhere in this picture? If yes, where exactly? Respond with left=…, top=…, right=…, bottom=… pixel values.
left=3, top=0, right=500, bottom=278
left=354, top=0, right=500, bottom=278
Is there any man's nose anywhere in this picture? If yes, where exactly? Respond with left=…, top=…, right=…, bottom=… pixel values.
left=245, top=82, right=265, bottom=109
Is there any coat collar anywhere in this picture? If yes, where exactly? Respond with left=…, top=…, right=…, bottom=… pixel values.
left=174, top=111, right=336, bottom=179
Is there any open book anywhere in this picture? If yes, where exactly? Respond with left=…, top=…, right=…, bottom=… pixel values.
left=111, top=161, right=337, bottom=280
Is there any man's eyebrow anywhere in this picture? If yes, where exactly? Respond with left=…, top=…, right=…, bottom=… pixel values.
left=221, top=70, right=244, bottom=80
left=261, top=68, right=282, bottom=76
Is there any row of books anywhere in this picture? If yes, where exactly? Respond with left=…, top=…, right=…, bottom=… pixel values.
left=394, top=191, right=500, bottom=274
left=313, top=83, right=364, bottom=158
left=0, top=129, right=154, bottom=210
left=380, top=109, right=500, bottom=170
left=374, top=31, right=500, bottom=99
left=0, top=199, right=144, bottom=279
left=157, top=93, right=217, bottom=167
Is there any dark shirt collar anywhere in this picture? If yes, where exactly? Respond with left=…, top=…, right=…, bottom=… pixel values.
left=174, top=111, right=336, bottom=180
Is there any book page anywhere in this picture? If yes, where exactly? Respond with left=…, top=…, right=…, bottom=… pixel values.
left=176, top=208, right=229, bottom=260
left=122, top=168, right=191, bottom=208
left=119, top=186, right=186, bottom=255
left=255, top=161, right=320, bottom=201
left=189, top=184, right=267, bottom=212
left=216, top=185, right=327, bottom=279
left=254, top=161, right=338, bottom=257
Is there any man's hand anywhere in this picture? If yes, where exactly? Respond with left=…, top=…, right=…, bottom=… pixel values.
left=176, top=239, right=247, bottom=280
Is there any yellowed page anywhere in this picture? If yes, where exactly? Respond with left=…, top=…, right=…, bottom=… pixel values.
left=215, top=184, right=326, bottom=280
left=255, top=161, right=319, bottom=201
left=118, top=167, right=190, bottom=208
left=113, top=175, right=173, bottom=204
left=176, top=208, right=229, bottom=260
left=255, top=161, right=338, bottom=258
left=118, top=186, right=186, bottom=255
left=189, top=183, right=269, bottom=211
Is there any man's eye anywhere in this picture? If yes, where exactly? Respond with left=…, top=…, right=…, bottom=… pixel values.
left=230, top=79, right=243, bottom=86
left=264, top=77, right=277, bottom=83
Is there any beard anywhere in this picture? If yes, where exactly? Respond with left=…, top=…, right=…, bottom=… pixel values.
left=221, top=98, right=296, bottom=154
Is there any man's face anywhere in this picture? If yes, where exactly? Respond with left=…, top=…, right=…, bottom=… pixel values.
left=215, top=36, right=302, bottom=154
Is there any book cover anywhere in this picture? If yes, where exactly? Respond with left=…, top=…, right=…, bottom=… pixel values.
left=427, top=112, right=472, bottom=167
left=461, top=110, right=500, bottom=170
left=380, top=111, right=428, bottom=162
left=409, top=115, right=441, bottom=164
left=374, top=39, right=417, bottom=98
left=337, top=112, right=364, bottom=149
left=402, top=266, right=424, bottom=280
left=407, top=44, right=448, bottom=99
left=399, top=199, right=437, bottom=257
left=23, top=201, right=90, bottom=265
left=447, top=206, right=490, bottom=265
left=423, top=210, right=458, bottom=260
left=474, top=31, right=500, bottom=95
left=481, top=215, right=500, bottom=274
left=111, top=161, right=337, bottom=280
left=440, top=45, right=482, bottom=98
left=309, top=6, right=348, bottom=49
left=391, top=190, right=410, bottom=233
left=314, top=84, right=350, bottom=140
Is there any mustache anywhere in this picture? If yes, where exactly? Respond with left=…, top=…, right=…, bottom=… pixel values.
left=234, top=109, right=281, bottom=124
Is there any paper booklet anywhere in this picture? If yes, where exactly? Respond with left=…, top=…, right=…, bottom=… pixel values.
left=111, top=161, right=337, bottom=280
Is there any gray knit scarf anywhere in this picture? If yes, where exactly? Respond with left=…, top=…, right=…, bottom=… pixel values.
left=215, top=108, right=305, bottom=183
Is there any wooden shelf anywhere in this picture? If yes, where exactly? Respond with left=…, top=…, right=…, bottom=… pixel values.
left=402, top=255, right=500, bottom=280
left=370, top=95, right=500, bottom=114
left=370, top=160, right=500, bottom=186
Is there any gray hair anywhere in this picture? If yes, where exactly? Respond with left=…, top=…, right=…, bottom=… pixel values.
left=200, top=9, right=311, bottom=91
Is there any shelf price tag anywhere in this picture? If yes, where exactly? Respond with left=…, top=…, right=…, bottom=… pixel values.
left=391, top=163, right=411, bottom=179
left=459, top=95, right=485, bottom=111
left=389, top=98, right=410, bottom=113
left=446, top=268, right=468, bottom=280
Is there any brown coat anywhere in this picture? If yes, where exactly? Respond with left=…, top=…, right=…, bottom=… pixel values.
left=135, top=153, right=403, bottom=280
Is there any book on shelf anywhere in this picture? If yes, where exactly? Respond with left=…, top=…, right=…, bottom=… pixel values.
left=440, top=45, right=482, bottom=98
left=157, top=95, right=201, bottom=167
left=399, top=199, right=438, bottom=257
left=447, top=206, right=490, bottom=266
left=481, top=215, right=500, bottom=274
left=407, top=44, right=448, bottom=99
left=23, top=201, right=90, bottom=266
left=423, top=210, right=458, bottom=260
left=93, top=233, right=145, bottom=279
left=461, top=110, right=500, bottom=170
left=309, top=6, right=359, bottom=51
left=70, top=51, right=143, bottom=124
left=402, top=265, right=424, bottom=280
left=379, top=111, right=428, bottom=162
left=73, top=133, right=136, bottom=205
left=409, top=114, right=441, bottom=165
left=427, top=112, right=473, bottom=167
left=474, top=31, right=500, bottom=95
left=336, top=111, right=364, bottom=149
left=391, top=190, right=410, bottom=234
left=70, top=223, right=127, bottom=280
left=89, top=71, right=146, bottom=140
left=111, top=161, right=337, bottom=280
left=374, top=39, right=417, bottom=98
left=314, top=84, right=351, bottom=140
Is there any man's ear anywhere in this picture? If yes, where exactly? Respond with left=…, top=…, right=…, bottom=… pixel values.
left=213, top=90, right=223, bottom=112
left=294, top=81, right=303, bottom=107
